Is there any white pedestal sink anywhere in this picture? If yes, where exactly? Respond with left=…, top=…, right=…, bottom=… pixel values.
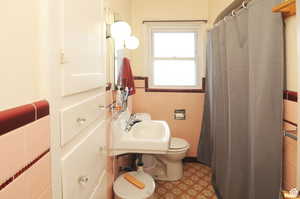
left=111, top=111, right=171, bottom=156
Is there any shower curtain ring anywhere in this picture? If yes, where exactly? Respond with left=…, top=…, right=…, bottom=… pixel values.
left=231, top=10, right=236, bottom=16
left=242, top=1, right=247, bottom=9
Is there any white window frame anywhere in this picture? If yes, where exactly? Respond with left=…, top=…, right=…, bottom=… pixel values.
left=145, top=22, right=207, bottom=89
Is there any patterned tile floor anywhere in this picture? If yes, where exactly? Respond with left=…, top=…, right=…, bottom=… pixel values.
left=152, top=163, right=217, bottom=199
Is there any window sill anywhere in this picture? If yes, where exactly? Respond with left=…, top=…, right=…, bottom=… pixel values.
left=134, top=76, right=206, bottom=93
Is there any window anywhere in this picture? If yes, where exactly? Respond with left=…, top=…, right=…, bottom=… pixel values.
left=146, top=22, right=206, bottom=89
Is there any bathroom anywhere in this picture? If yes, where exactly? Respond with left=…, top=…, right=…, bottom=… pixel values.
left=0, top=0, right=298, bottom=198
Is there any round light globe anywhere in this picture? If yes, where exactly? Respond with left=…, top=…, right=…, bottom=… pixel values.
left=111, top=21, right=132, bottom=40
left=125, top=36, right=140, bottom=50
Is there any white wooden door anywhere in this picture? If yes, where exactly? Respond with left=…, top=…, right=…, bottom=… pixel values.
left=58, top=1, right=108, bottom=199
left=62, top=0, right=106, bottom=96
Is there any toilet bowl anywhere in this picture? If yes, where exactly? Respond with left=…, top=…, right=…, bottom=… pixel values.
left=143, top=137, right=190, bottom=181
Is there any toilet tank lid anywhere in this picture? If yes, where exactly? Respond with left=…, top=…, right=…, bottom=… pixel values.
left=170, top=137, right=190, bottom=149
left=113, top=171, right=155, bottom=199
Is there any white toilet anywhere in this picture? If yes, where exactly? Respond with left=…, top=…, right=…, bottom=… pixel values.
left=143, top=137, right=190, bottom=181
left=124, top=111, right=190, bottom=181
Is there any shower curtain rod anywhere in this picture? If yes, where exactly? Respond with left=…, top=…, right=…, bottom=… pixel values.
left=214, top=0, right=253, bottom=24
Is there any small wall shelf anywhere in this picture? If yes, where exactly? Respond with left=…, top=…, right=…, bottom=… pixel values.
left=272, top=0, right=296, bottom=19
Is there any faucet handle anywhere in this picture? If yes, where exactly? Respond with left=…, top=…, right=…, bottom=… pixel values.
left=108, top=103, right=122, bottom=112
left=130, top=113, right=136, bottom=120
left=131, top=119, right=142, bottom=125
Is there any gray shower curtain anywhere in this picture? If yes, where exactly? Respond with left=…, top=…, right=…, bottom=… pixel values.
left=198, top=0, right=284, bottom=198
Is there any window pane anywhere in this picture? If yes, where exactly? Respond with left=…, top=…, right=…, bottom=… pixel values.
left=153, top=60, right=196, bottom=86
left=153, top=32, right=196, bottom=58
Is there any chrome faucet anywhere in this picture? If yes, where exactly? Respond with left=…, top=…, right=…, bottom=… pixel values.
left=121, top=87, right=129, bottom=112
left=125, top=114, right=142, bottom=132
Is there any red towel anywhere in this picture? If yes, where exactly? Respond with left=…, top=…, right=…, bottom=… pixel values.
left=119, top=58, right=136, bottom=96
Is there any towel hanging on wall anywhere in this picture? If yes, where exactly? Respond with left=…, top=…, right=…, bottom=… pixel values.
left=118, top=57, right=136, bottom=96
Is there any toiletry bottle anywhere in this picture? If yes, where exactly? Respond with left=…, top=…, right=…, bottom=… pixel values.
left=115, top=86, right=123, bottom=110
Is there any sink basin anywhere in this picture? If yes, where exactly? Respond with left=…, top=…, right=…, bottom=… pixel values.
left=130, top=121, right=167, bottom=140
left=111, top=112, right=171, bottom=156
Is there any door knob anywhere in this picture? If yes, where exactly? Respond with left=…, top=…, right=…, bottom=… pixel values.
left=78, top=176, right=89, bottom=185
left=77, top=118, right=87, bottom=124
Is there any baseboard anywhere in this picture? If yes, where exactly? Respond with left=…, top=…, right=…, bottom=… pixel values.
left=183, top=157, right=201, bottom=163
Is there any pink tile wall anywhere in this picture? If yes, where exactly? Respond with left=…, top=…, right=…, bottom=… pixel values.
left=283, top=122, right=297, bottom=131
left=0, top=117, right=50, bottom=185
left=0, top=101, right=51, bottom=199
left=0, top=127, right=26, bottom=185
left=0, top=154, right=52, bottom=199
left=282, top=96, right=298, bottom=191
left=0, top=169, right=30, bottom=199
left=282, top=135, right=297, bottom=190
left=37, top=186, right=52, bottom=199
left=284, top=99, right=298, bottom=124
left=26, top=117, right=51, bottom=167
left=28, top=154, right=51, bottom=199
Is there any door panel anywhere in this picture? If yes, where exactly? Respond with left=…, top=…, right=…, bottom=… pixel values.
left=89, top=172, right=107, bottom=199
left=60, top=93, right=106, bottom=146
left=62, top=0, right=105, bottom=96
